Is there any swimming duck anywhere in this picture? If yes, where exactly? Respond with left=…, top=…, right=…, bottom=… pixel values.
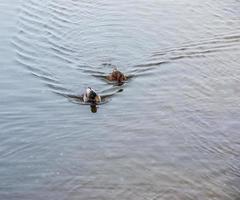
left=106, top=69, right=127, bottom=83
left=83, top=87, right=101, bottom=104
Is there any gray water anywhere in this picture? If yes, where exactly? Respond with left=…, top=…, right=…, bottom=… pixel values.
left=1, top=0, right=240, bottom=199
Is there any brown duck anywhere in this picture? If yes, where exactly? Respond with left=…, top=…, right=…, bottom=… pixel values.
left=106, top=69, right=127, bottom=84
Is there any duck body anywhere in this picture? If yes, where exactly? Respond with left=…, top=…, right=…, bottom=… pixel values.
left=83, top=87, right=101, bottom=104
left=106, top=69, right=127, bottom=83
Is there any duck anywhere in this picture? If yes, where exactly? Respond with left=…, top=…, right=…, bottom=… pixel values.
left=106, top=68, right=127, bottom=84
left=83, top=87, right=101, bottom=104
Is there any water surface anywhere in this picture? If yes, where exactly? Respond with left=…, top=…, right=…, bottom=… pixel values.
left=0, top=0, right=240, bottom=199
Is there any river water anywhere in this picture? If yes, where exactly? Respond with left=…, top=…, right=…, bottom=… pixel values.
left=0, top=0, right=240, bottom=199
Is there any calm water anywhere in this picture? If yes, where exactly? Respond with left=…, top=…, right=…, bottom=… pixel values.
left=1, top=0, right=240, bottom=199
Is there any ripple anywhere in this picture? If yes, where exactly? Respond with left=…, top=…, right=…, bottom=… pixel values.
left=151, top=31, right=240, bottom=62
left=13, top=0, right=240, bottom=110
left=3, top=0, right=240, bottom=199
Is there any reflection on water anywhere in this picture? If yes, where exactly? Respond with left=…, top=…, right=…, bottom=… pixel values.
left=0, top=0, right=240, bottom=199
